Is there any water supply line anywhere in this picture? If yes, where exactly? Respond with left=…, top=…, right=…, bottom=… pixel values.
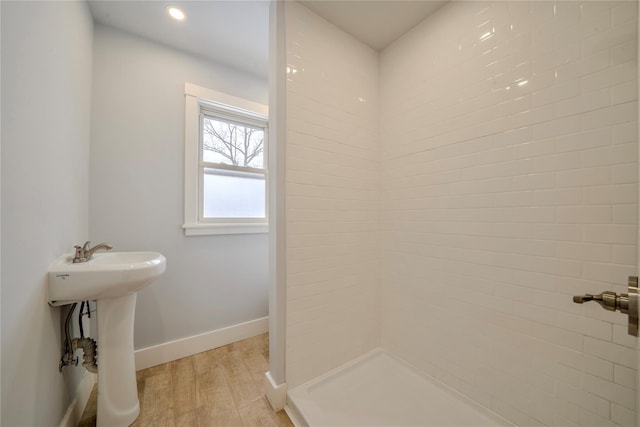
left=59, top=302, right=98, bottom=373
left=59, top=303, right=78, bottom=371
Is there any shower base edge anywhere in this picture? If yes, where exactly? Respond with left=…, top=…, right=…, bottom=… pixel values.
left=286, top=348, right=514, bottom=427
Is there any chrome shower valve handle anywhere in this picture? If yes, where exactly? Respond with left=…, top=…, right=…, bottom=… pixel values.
left=572, top=276, right=638, bottom=337
left=572, top=291, right=627, bottom=313
left=572, top=294, right=594, bottom=303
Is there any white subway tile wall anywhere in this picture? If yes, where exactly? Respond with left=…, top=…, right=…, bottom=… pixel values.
left=285, top=2, right=381, bottom=388
left=285, top=0, right=638, bottom=425
left=380, top=1, right=638, bottom=426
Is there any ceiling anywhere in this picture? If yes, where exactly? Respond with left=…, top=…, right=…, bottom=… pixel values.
left=88, top=0, right=446, bottom=79
left=88, top=1, right=271, bottom=79
left=300, top=1, right=446, bottom=51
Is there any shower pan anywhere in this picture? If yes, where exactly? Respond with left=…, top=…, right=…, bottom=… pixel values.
left=268, top=1, right=640, bottom=426
left=287, top=350, right=513, bottom=426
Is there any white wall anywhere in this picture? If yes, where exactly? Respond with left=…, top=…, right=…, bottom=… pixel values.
left=284, top=2, right=381, bottom=388
left=1, top=1, right=93, bottom=425
left=90, top=24, right=269, bottom=350
left=380, top=1, right=638, bottom=426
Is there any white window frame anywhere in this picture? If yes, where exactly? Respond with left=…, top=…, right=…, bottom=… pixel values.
left=183, top=83, right=269, bottom=236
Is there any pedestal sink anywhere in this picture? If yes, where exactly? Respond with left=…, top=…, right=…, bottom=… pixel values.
left=48, top=251, right=166, bottom=427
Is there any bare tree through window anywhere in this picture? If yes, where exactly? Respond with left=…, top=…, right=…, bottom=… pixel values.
left=203, top=116, right=264, bottom=168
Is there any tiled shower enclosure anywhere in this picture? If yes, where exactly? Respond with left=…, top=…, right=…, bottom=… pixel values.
left=283, top=1, right=640, bottom=426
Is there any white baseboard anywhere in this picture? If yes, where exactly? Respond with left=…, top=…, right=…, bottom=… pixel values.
left=59, top=371, right=97, bottom=427
left=264, top=371, right=287, bottom=411
left=134, top=316, right=269, bottom=370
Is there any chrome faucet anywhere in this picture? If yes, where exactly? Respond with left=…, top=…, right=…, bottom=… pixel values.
left=73, top=241, right=113, bottom=263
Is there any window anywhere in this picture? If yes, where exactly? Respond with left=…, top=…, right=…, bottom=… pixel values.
left=184, top=83, right=268, bottom=235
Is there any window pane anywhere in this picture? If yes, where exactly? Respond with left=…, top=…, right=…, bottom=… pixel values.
left=202, top=116, right=264, bottom=168
left=202, top=171, right=265, bottom=218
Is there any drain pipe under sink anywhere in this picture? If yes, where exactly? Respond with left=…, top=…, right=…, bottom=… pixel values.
left=72, top=336, right=98, bottom=373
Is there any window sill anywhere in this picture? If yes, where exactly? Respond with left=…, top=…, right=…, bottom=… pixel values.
left=183, top=222, right=268, bottom=236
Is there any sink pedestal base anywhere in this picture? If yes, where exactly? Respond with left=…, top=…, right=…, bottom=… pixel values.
left=96, top=293, right=140, bottom=427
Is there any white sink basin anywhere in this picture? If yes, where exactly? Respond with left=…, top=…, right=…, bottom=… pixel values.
left=47, top=251, right=166, bottom=306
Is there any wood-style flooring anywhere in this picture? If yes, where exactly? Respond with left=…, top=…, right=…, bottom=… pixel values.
left=78, top=333, right=293, bottom=427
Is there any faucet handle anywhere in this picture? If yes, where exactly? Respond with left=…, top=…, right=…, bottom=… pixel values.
left=82, top=241, right=91, bottom=251
left=73, top=245, right=86, bottom=263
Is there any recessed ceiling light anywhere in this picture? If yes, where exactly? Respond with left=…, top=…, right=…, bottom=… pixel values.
left=168, top=6, right=185, bottom=21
